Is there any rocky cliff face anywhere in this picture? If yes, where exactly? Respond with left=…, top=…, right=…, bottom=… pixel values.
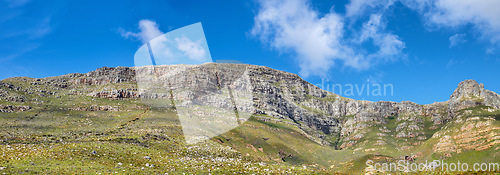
left=449, top=79, right=500, bottom=113
left=73, top=66, right=135, bottom=85
left=2, top=63, right=499, bottom=150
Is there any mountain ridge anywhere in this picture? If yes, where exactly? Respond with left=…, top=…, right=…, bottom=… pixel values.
left=0, top=63, right=499, bottom=173
left=2, top=64, right=499, bottom=143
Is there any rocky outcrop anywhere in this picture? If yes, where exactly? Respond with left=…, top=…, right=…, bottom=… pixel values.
left=30, top=77, right=70, bottom=88
left=87, top=89, right=139, bottom=99
left=246, top=65, right=341, bottom=135
left=448, top=79, right=500, bottom=115
left=0, top=82, right=27, bottom=102
left=0, top=105, right=31, bottom=112
left=70, top=105, right=120, bottom=111
left=0, top=82, right=21, bottom=90
left=73, top=66, right=135, bottom=85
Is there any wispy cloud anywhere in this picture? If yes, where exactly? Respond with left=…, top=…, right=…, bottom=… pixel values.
left=426, top=0, right=500, bottom=44
left=251, top=0, right=405, bottom=77
left=345, top=0, right=395, bottom=19
left=365, top=72, right=385, bottom=85
left=486, top=48, right=495, bottom=54
left=0, top=43, right=39, bottom=62
left=398, top=0, right=500, bottom=45
left=357, top=14, right=405, bottom=62
left=449, top=33, right=466, bottom=48
left=343, top=0, right=500, bottom=58
left=446, top=59, right=456, bottom=69
left=446, top=58, right=467, bottom=69
left=0, top=17, right=52, bottom=40
left=0, top=0, right=55, bottom=61
left=119, top=19, right=163, bottom=44
left=0, top=62, right=31, bottom=80
left=4, top=0, right=30, bottom=8
left=347, top=0, right=500, bottom=51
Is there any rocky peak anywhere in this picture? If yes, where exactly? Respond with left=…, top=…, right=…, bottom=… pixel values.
left=450, top=79, right=484, bottom=100
left=448, top=79, right=500, bottom=113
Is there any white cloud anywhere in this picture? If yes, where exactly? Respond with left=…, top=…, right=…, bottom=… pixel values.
left=120, top=19, right=163, bottom=44
left=345, top=0, right=394, bottom=18
left=449, top=33, right=466, bottom=48
left=348, top=0, right=500, bottom=45
left=175, top=36, right=206, bottom=61
left=398, top=0, right=432, bottom=12
left=396, top=0, right=500, bottom=44
left=251, top=0, right=405, bottom=77
left=343, top=14, right=405, bottom=69
left=359, top=14, right=405, bottom=61
left=426, top=0, right=500, bottom=43
left=251, top=0, right=344, bottom=77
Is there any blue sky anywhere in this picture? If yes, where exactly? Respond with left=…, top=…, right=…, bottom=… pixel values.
left=0, top=0, right=499, bottom=104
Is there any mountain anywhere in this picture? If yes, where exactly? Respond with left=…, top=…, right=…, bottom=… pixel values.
left=0, top=63, right=499, bottom=174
